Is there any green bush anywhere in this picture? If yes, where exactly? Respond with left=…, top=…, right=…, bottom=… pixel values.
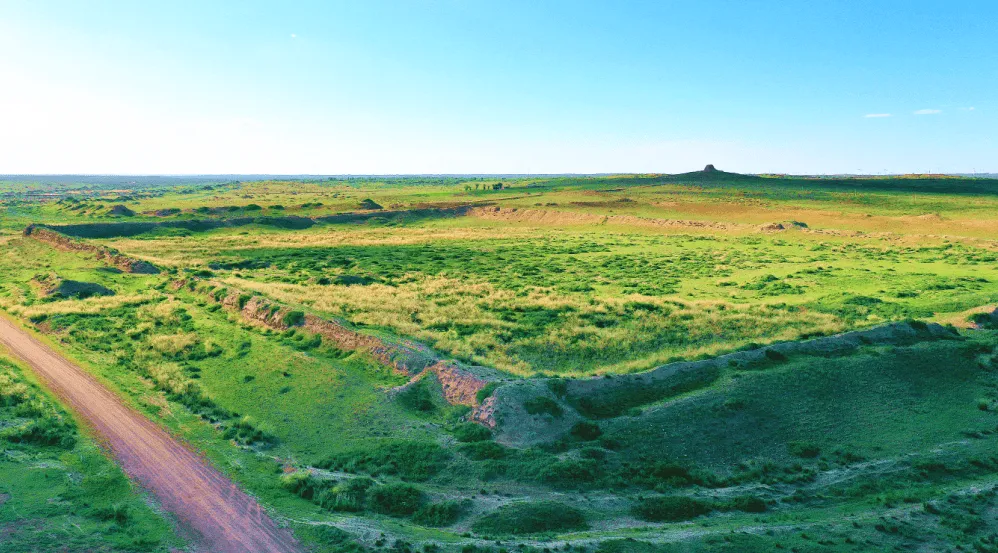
left=571, top=421, right=602, bottom=441
left=476, top=382, right=499, bottom=404
left=788, top=440, right=821, bottom=458
left=970, top=312, right=997, bottom=329
left=540, top=459, right=600, bottom=487
left=2, top=416, right=77, bottom=449
left=728, top=495, right=767, bottom=513
left=523, top=396, right=563, bottom=417
left=616, top=458, right=706, bottom=488
left=471, top=501, right=587, bottom=535
left=764, top=349, right=787, bottom=362
left=413, top=500, right=463, bottom=526
left=632, top=496, right=712, bottom=522
left=317, top=441, right=450, bottom=481
left=396, top=380, right=439, bottom=412
left=459, top=441, right=508, bottom=460
left=280, top=471, right=319, bottom=499
left=282, top=310, right=306, bottom=327
left=453, top=423, right=492, bottom=442
left=317, top=478, right=374, bottom=512
left=368, top=483, right=424, bottom=516
left=222, top=416, right=276, bottom=447
left=91, top=503, right=131, bottom=525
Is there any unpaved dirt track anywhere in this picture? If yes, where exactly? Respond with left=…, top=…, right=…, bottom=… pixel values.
left=0, top=316, right=302, bottom=553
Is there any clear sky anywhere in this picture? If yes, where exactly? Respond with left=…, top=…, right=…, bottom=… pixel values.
left=0, top=1, right=994, bottom=175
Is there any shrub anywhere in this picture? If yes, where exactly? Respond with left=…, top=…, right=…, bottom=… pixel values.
left=970, top=312, right=998, bottom=329
left=547, top=379, right=568, bottom=397
left=617, top=458, right=705, bottom=488
left=728, top=495, right=767, bottom=513
left=282, top=310, right=306, bottom=327
left=317, top=441, right=450, bottom=481
left=2, top=416, right=77, bottom=449
left=413, top=500, right=463, bottom=526
left=471, top=501, right=587, bottom=535
left=222, top=416, right=277, bottom=447
left=317, top=478, right=374, bottom=512
left=334, top=275, right=377, bottom=286
left=397, top=380, right=438, bottom=412
left=764, top=349, right=787, bottom=362
left=476, top=382, right=499, bottom=404
left=368, top=483, right=424, bottom=516
left=788, top=441, right=821, bottom=458
left=540, top=459, right=600, bottom=487
left=459, top=441, right=508, bottom=460
left=631, top=496, right=712, bottom=522
left=571, top=421, right=602, bottom=441
left=280, top=471, right=319, bottom=499
left=91, top=503, right=131, bottom=524
left=523, top=396, right=563, bottom=417
left=453, top=423, right=492, bottom=443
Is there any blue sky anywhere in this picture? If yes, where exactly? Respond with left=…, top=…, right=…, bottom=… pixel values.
left=0, top=1, right=994, bottom=174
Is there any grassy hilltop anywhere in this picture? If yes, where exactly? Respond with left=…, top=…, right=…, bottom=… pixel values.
left=2, top=170, right=998, bottom=552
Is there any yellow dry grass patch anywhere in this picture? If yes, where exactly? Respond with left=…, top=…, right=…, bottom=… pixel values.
left=225, top=275, right=841, bottom=376
left=148, top=333, right=199, bottom=357
left=6, top=292, right=162, bottom=319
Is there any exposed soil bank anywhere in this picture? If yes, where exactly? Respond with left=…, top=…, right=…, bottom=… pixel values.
left=24, top=225, right=160, bottom=274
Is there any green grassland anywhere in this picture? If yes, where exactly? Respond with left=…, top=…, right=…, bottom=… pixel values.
left=2, top=171, right=998, bottom=552
left=0, top=352, right=181, bottom=552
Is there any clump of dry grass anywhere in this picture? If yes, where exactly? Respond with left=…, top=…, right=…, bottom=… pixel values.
left=148, top=333, right=200, bottom=357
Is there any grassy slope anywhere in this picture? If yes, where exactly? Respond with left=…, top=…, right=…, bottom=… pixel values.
left=607, top=337, right=998, bottom=467
left=2, top=174, right=998, bottom=552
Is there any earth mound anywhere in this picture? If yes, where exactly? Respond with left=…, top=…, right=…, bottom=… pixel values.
left=35, top=275, right=115, bottom=299
left=108, top=204, right=135, bottom=217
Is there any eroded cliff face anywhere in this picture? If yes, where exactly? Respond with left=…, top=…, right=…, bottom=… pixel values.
left=25, top=225, right=160, bottom=274
left=428, top=361, right=489, bottom=406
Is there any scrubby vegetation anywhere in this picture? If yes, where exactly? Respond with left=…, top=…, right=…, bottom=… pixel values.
left=0, top=356, right=180, bottom=551
left=471, top=501, right=588, bottom=535
left=3, top=172, right=998, bottom=552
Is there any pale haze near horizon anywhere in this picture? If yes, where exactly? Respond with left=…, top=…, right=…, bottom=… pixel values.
left=0, top=0, right=994, bottom=175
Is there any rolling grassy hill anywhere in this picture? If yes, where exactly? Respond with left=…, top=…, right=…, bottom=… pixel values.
left=1, top=172, right=998, bottom=552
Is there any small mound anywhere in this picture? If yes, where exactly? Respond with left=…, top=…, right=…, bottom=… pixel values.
left=759, top=220, right=808, bottom=232
left=40, top=278, right=115, bottom=299
left=969, top=308, right=998, bottom=329
left=358, top=199, right=383, bottom=210
left=471, top=501, right=587, bottom=535
left=107, top=205, right=135, bottom=217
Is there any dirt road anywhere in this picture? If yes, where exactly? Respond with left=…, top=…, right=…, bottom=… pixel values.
left=0, top=316, right=302, bottom=553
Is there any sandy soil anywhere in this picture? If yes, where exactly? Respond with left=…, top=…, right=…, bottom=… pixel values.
left=0, top=316, right=302, bottom=553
